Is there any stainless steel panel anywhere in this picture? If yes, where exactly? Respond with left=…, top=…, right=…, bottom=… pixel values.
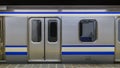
left=5, top=16, right=27, bottom=63
left=62, top=55, right=114, bottom=63
left=5, top=16, right=27, bottom=45
left=29, top=18, right=44, bottom=60
left=61, top=16, right=114, bottom=63
left=115, top=18, right=120, bottom=62
left=6, top=55, right=27, bottom=63
left=45, top=18, right=61, bottom=61
left=62, top=16, right=114, bottom=45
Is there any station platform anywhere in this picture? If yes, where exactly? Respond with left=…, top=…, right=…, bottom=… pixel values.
left=0, top=64, right=120, bottom=68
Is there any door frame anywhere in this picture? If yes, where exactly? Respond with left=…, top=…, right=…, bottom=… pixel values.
left=28, top=17, right=62, bottom=62
left=0, top=17, right=5, bottom=60
left=115, top=18, right=120, bottom=62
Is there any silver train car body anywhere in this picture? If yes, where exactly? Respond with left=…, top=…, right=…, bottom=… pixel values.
left=0, top=6, right=120, bottom=63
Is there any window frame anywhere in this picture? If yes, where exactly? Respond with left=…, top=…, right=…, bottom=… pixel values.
left=79, top=19, right=97, bottom=42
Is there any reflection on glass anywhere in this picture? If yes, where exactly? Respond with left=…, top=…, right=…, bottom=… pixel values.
left=79, top=19, right=97, bottom=42
left=32, top=20, right=41, bottom=42
left=48, top=20, right=57, bottom=42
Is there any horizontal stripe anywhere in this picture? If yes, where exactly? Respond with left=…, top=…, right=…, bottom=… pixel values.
left=6, top=48, right=27, bottom=52
left=6, top=52, right=27, bottom=55
left=62, top=45, right=114, bottom=47
left=62, top=47, right=114, bottom=52
left=1, top=12, right=120, bottom=14
left=5, top=45, right=27, bottom=47
left=62, top=52, right=114, bottom=55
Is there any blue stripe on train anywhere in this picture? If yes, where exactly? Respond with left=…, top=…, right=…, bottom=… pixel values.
left=5, top=45, right=27, bottom=47
left=5, top=45, right=27, bottom=55
left=6, top=52, right=114, bottom=55
left=1, top=12, right=120, bottom=14
left=5, top=45, right=114, bottom=47
left=62, top=52, right=114, bottom=55
left=62, top=45, right=114, bottom=47
left=6, top=52, right=27, bottom=55
left=5, top=45, right=114, bottom=55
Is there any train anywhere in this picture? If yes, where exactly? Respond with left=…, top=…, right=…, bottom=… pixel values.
left=0, top=6, right=120, bottom=63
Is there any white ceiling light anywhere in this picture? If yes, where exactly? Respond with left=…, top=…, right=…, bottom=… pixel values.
left=62, top=9, right=107, bottom=12
left=13, top=9, right=107, bottom=12
left=14, top=9, right=58, bottom=12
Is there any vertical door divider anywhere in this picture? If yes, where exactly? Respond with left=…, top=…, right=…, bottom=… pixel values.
left=44, top=18, right=46, bottom=60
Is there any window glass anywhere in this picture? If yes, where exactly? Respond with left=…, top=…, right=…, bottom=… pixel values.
left=48, top=20, right=57, bottom=42
left=32, top=20, right=41, bottom=42
left=79, top=19, right=97, bottom=42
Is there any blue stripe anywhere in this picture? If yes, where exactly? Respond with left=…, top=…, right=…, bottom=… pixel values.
left=6, top=52, right=27, bottom=55
left=62, top=52, right=114, bottom=55
left=6, top=45, right=114, bottom=47
left=1, top=12, right=120, bottom=14
left=62, top=45, right=114, bottom=47
left=6, top=45, right=27, bottom=47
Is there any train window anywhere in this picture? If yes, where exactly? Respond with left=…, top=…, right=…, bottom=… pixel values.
left=118, top=20, right=120, bottom=41
left=79, top=19, right=97, bottom=42
left=31, top=20, right=41, bottom=42
left=48, top=20, right=57, bottom=42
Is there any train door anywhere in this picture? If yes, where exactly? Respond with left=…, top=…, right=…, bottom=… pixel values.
left=115, top=18, right=120, bottom=62
left=0, top=17, right=4, bottom=60
left=29, top=17, right=61, bottom=62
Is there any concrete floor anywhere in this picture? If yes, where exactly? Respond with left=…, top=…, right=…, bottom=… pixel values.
left=0, top=64, right=120, bottom=68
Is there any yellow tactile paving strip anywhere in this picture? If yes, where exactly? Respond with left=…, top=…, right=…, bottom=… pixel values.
left=0, top=64, right=120, bottom=68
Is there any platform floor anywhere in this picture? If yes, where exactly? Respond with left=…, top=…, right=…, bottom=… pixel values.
left=0, top=64, right=120, bottom=68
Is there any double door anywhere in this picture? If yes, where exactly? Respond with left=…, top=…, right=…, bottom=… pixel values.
left=29, top=17, right=61, bottom=62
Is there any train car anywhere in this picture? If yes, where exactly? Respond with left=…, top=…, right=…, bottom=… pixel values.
left=0, top=6, right=120, bottom=63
